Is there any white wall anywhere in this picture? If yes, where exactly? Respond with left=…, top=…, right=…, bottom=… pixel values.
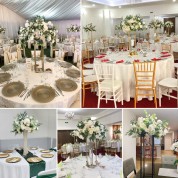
left=123, top=109, right=136, bottom=165
left=82, top=2, right=178, bottom=39
left=0, top=109, right=56, bottom=140
left=0, top=4, right=25, bottom=38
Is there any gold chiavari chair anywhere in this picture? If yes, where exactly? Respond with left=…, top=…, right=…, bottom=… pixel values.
left=133, top=61, right=157, bottom=108
left=161, top=43, right=171, bottom=52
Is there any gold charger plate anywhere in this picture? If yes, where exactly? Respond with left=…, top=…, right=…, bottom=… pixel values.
left=40, top=150, right=52, bottom=153
left=31, top=85, right=56, bottom=103
left=0, top=73, right=11, bottom=83
left=3, top=150, right=13, bottom=153
left=1, top=64, right=15, bottom=72
left=0, top=153, right=9, bottom=158
left=27, top=157, right=42, bottom=163
left=41, top=154, right=54, bottom=158
left=30, top=147, right=38, bottom=150
left=6, top=157, right=21, bottom=163
left=66, top=69, right=80, bottom=78
left=58, top=61, right=72, bottom=68
left=2, top=81, right=25, bottom=97
left=56, top=79, right=77, bottom=92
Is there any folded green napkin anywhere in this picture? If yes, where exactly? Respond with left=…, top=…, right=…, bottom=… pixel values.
left=36, top=173, right=56, bottom=178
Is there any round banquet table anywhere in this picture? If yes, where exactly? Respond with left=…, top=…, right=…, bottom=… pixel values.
left=0, top=59, right=80, bottom=108
left=0, top=149, right=56, bottom=178
left=94, top=51, right=174, bottom=102
left=58, top=155, right=122, bottom=178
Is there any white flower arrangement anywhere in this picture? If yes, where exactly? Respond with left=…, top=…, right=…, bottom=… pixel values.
left=165, top=21, right=174, bottom=28
left=114, top=129, right=121, bottom=136
left=171, top=142, right=178, bottom=152
left=12, top=112, right=41, bottom=134
left=148, top=19, right=164, bottom=30
left=127, top=111, right=169, bottom=138
left=67, top=24, right=80, bottom=32
left=70, top=118, right=107, bottom=141
left=120, top=15, right=147, bottom=33
left=18, top=16, right=57, bottom=47
left=0, top=26, right=5, bottom=34
left=83, top=23, right=96, bottom=32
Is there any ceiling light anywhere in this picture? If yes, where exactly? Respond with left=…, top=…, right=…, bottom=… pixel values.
left=91, top=117, right=97, bottom=120
left=173, top=0, right=176, bottom=2
left=92, top=4, right=96, bottom=6
left=65, top=112, right=75, bottom=119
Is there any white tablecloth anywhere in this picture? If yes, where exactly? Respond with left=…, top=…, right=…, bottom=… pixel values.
left=0, top=60, right=80, bottom=108
left=0, top=149, right=56, bottom=178
left=94, top=51, right=174, bottom=102
left=58, top=155, right=122, bottom=178
left=158, top=168, right=178, bottom=177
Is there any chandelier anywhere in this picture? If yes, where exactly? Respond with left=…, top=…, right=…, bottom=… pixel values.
left=65, top=112, right=75, bottom=119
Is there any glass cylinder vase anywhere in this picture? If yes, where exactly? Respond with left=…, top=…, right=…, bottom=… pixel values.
left=23, top=130, right=28, bottom=156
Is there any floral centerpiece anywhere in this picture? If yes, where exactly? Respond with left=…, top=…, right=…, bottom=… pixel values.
left=127, top=111, right=168, bottom=138
left=67, top=24, right=80, bottom=32
left=114, top=129, right=121, bottom=136
left=18, top=16, right=57, bottom=71
left=148, top=19, right=164, bottom=30
left=0, top=26, right=5, bottom=34
left=71, top=118, right=107, bottom=167
left=120, top=15, right=147, bottom=33
left=83, top=23, right=96, bottom=32
left=171, top=142, right=178, bottom=152
left=71, top=118, right=107, bottom=141
left=165, top=21, right=174, bottom=36
left=12, top=111, right=41, bottom=155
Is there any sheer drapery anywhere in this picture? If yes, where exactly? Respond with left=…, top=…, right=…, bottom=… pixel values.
left=52, top=20, right=80, bottom=36
left=0, top=4, right=25, bottom=39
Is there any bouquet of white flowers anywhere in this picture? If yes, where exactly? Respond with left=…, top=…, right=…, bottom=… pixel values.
left=148, top=19, right=164, bottom=30
left=83, top=23, right=96, bottom=32
left=12, top=111, right=41, bottom=134
left=18, top=16, right=57, bottom=47
left=171, top=142, right=178, bottom=152
left=127, top=111, right=169, bottom=138
left=0, top=26, right=5, bottom=34
left=71, top=118, right=107, bottom=141
left=114, top=129, right=121, bottom=136
left=120, top=15, right=147, bottom=33
left=67, top=24, right=80, bottom=32
left=165, top=21, right=174, bottom=28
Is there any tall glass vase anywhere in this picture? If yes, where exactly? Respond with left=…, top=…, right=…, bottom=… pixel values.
left=23, top=130, right=28, bottom=156
left=151, top=136, right=155, bottom=178
left=140, top=136, right=145, bottom=178
left=41, top=46, right=44, bottom=72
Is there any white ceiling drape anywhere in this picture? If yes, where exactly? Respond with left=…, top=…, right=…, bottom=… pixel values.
left=0, top=0, right=80, bottom=20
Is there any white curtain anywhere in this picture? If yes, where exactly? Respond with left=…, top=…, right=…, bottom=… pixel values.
left=0, top=4, right=25, bottom=39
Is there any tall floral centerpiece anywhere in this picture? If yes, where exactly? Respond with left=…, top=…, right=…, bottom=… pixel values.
left=12, top=112, right=41, bottom=156
left=114, top=129, right=121, bottom=139
left=67, top=24, right=80, bottom=33
left=127, top=111, right=168, bottom=178
left=120, top=15, right=146, bottom=51
left=148, top=19, right=164, bottom=42
left=18, top=16, right=57, bottom=71
left=71, top=118, right=107, bottom=167
left=164, top=21, right=174, bottom=36
left=0, top=26, right=5, bottom=34
left=83, top=23, right=96, bottom=50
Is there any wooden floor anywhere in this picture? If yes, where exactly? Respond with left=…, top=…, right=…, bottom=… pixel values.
left=136, top=150, right=178, bottom=171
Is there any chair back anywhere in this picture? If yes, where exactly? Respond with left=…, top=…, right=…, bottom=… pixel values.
left=31, top=50, right=41, bottom=58
left=10, top=45, right=17, bottom=53
left=7, top=51, right=18, bottom=63
left=123, top=158, right=136, bottom=178
left=161, top=155, right=176, bottom=165
left=161, top=43, right=171, bottom=52
left=133, top=61, right=156, bottom=89
left=94, top=63, right=114, bottom=91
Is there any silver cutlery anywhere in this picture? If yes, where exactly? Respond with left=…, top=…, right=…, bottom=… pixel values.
left=19, top=88, right=27, bottom=97
left=57, top=87, right=64, bottom=96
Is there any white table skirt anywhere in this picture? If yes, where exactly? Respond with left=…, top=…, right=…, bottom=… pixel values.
left=58, top=155, right=122, bottom=178
left=94, top=52, right=174, bottom=102
left=0, top=149, right=56, bottom=178
left=0, top=60, right=80, bottom=108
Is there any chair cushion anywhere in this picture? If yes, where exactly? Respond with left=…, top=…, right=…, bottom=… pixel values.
left=84, top=75, right=97, bottom=83
left=158, top=78, right=177, bottom=88
left=83, top=63, right=93, bottom=69
left=100, top=79, right=122, bottom=91
left=83, top=69, right=94, bottom=76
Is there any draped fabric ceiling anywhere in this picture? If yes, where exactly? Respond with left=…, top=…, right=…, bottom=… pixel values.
left=0, top=0, right=80, bottom=20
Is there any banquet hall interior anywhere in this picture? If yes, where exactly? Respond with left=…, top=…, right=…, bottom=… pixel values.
left=81, top=0, right=178, bottom=108
left=123, top=109, right=178, bottom=178
left=0, top=0, right=81, bottom=108
left=57, top=108, right=122, bottom=178
left=0, top=109, right=57, bottom=178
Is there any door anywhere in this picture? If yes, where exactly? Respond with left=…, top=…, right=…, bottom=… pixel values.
left=164, top=133, right=172, bottom=150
